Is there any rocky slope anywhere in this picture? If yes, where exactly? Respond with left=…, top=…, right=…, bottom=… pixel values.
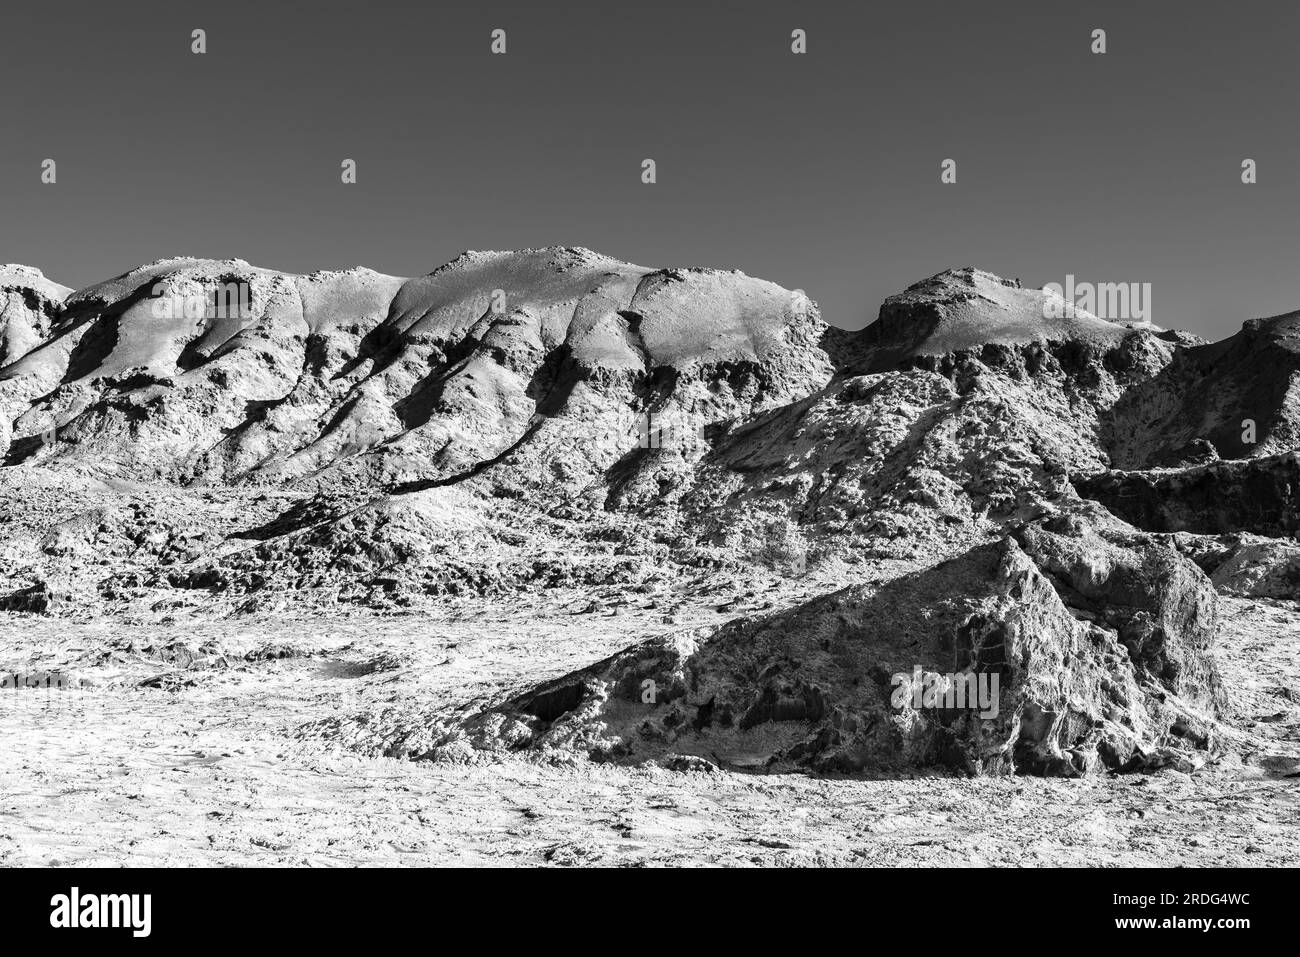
left=0, top=249, right=826, bottom=486
left=1104, top=311, right=1300, bottom=467
left=2, top=252, right=1298, bottom=777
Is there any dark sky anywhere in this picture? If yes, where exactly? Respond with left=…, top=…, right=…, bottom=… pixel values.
left=3, top=0, right=1297, bottom=335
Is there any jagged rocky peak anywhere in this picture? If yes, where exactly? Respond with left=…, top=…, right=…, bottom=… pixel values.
left=0, top=263, right=71, bottom=294
left=824, top=266, right=1172, bottom=388
left=875, top=267, right=1116, bottom=346
left=0, top=265, right=73, bottom=369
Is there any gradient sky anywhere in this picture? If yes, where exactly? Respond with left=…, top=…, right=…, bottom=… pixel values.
left=3, top=0, right=1298, bottom=336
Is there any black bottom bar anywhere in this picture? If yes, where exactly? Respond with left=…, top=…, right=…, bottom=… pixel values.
left=0, top=866, right=1275, bottom=943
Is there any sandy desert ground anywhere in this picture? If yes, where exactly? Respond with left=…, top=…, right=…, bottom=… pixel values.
left=3, top=589, right=1297, bottom=867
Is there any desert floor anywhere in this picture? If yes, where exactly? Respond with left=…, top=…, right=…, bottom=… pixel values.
left=2, top=594, right=1298, bottom=867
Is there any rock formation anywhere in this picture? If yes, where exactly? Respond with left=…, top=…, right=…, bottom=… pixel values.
left=4, top=250, right=1298, bottom=775
left=434, top=507, right=1222, bottom=776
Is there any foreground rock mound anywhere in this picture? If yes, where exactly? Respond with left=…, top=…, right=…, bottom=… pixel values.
left=433, top=509, right=1222, bottom=776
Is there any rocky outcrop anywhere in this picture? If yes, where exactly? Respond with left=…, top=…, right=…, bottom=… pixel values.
left=0, top=250, right=830, bottom=487
left=0, top=265, right=70, bottom=370
left=1103, top=310, right=1300, bottom=468
left=432, top=508, right=1223, bottom=776
left=0, top=254, right=1279, bottom=780
left=843, top=268, right=1173, bottom=393
left=1073, top=453, right=1300, bottom=536
left=1210, top=538, right=1300, bottom=598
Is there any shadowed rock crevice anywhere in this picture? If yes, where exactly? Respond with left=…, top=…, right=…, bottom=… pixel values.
left=1074, top=453, right=1300, bottom=537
